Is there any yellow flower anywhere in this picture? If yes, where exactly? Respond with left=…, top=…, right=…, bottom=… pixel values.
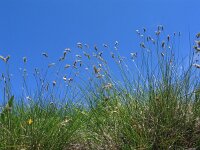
left=27, top=119, right=33, bottom=125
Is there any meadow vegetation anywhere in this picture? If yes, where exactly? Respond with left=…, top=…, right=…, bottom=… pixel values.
left=0, top=26, right=200, bottom=149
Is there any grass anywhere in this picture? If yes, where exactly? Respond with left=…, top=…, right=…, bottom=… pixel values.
left=0, top=26, right=200, bottom=149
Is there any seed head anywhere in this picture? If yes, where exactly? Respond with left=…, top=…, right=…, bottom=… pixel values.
left=83, top=52, right=90, bottom=59
left=0, top=55, right=10, bottom=63
left=5, top=56, right=10, bottom=63
left=84, top=44, right=89, bottom=49
left=76, top=55, right=82, bottom=58
left=167, top=35, right=170, bottom=41
left=157, top=25, right=164, bottom=31
left=140, top=42, right=145, bottom=48
left=130, top=52, right=137, bottom=59
left=115, top=41, right=119, bottom=47
left=155, top=31, right=161, bottom=36
left=103, top=43, right=108, bottom=48
left=68, top=78, right=73, bottom=82
left=52, top=81, right=56, bottom=86
left=143, top=28, right=146, bottom=33
left=162, top=41, right=165, bottom=48
left=194, top=46, right=200, bottom=52
left=98, top=52, right=103, bottom=57
left=63, top=76, right=67, bottom=81
left=93, top=66, right=100, bottom=74
left=0, top=55, right=6, bottom=63
left=111, top=52, right=115, bottom=58
left=48, top=63, right=55, bottom=68
left=196, top=33, right=200, bottom=38
left=136, top=30, right=140, bottom=35
left=73, top=61, right=77, bottom=68
left=0, top=55, right=5, bottom=62
left=76, top=60, right=82, bottom=67
left=102, top=83, right=113, bottom=90
left=61, top=117, right=71, bottom=126
left=195, top=40, right=200, bottom=47
left=42, top=52, right=48, bottom=58
left=64, top=48, right=71, bottom=52
left=77, top=42, right=83, bottom=49
left=96, top=74, right=104, bottom=78
left=94, top=45, right=98, bottom=51
left=193, top=63, right=200, bottom=69
left=26, top=96, right=32, bottom=101
left=64, top=64, right=70, bottom=69
left=23, top=57, right=27, bottom=63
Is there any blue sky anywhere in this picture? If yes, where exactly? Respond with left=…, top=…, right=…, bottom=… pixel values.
left=0, top=0, right=199, bottom=99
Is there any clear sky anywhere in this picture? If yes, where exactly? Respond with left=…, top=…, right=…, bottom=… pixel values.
left=0, top=0, right=199, bottom=98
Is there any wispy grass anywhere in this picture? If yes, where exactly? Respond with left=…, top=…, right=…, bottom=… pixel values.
left=0, top=26, right=200, bottom=149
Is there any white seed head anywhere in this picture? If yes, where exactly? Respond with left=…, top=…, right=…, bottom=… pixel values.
left=23, top=57, right=27, bottom=63
left=65, top=48, right=71, bottom=52
left=0, top=55, right=6, bottom=62
left=63, top=76, right=67, bottom=81
left=77, top=42, right=83, bottom=49
left=193, top=63, right=200, bottom=69
left=52, top=81, right=56, bottom=86
left=84, top=44, right=89, bottom=48
left=115, top=41, right=119, bottom=46
left=48, top=63, right=55, bottom=68
left=26, top=96, right=32, bottom=101
left=64, top=64, right=70, bottom=69
left=42, top=53, right=48, bottom=57
left=76, top=55, right=82, bottom=58
left=0, top=55, right=10, bottom=63
left=196, top=33, right=200, bottom=38
left=111, top=52, right=115, bottom=58
left=136, top=30, right=140, bottom=35
left=130, top=52, right=137, bottom=59
left=140, top=42, right=145, bottom=48
left=103, top=83, right=113, bottom=89
left=194, top=46, right=200, bottom=52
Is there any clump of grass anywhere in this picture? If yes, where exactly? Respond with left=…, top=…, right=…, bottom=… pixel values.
left=0, top=26, right=200, bottom=149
